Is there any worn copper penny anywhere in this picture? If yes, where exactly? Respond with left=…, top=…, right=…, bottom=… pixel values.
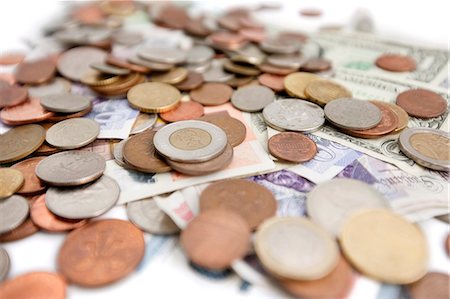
left=0, top=52, right=25, bottom=65
left=15, top=58, right=56, bottom=85
left=181, top=209, right=251, bottom=270
left=407, top=272, right=449, bottom=299
left=0, top=124, right=46, bottom=164
left=386, top=103, right=409, bottom=132
left=199, top=113, right=247, bottom=147
left=0, top=85, right=28, bottom=108
left=258, top=73, right=285, bottom=92
left=58, top=219, right=145, bottom=287
left=0, top=217, right=39, bottom=242
left=11, top=157, right=46, bottom=195
left=300, top=58, right=332, bottom=73
left=190, top=83, right=233, bottom=106
left=106, top=55, right=150, bottom=73
left=0, top=272, right=66, bottom=299
left=160, top=101, right=204, bottom=122
left=122, top=130, right=171, bottom=173
left=30, top=194, right=87, bottom=232
left=200, top=179, right=277, bottom=230
left=0, top=98, right=54, bottom=125
left=375, top=54, right=416, bottom=72
left=396, top=89, right=447, bottom=118
left=268, top=132, right=317, bottom=163
left=174, top=72, right=204, bottom=91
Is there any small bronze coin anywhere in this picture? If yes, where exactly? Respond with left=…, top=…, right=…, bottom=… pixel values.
left=0, top=124, right=46, bottom=164
left=407, top=272, right=449, bottom=299
left=386, top=103, right=409, bottom=132
left=268, top=132, right=317, bottom=163
left=0, top=85, right=28, bottom=108
left=151, top=67, right=189, bottom=85
left=174, top=71, right=204, bottom=91
left=15, top=58, right=56, bottom=85
left=199, top=113, right=246, bottom=147
left=200, top=179, right=277, bottom=230
left=396, top=89, right=447, bottom=118
left=181, top=209, right=251, bottom=270
left=209, top=32, right=247, bottom=50
left=122, top=130, right=171, bottom=173
left=0, top=272, right=66, bottom=299
left=258, top=73, right=285, bottom=92
left=58, top=219, right=145, bottom=287
left=375, top=54, right=416, bottom=72
left=300, top=58, right=332, bottom=73
left=160, top=101, right=204, bottom=123
left=0, top=98, right=54, bottom=125
left=190, top=83, right=233, bottom=106
left=11, top=157, right=46, bottom=195
left=0, top=217, right=39, bottom=242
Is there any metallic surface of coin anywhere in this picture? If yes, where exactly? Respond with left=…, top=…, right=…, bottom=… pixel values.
left=255, top=217, right=339, bottom=280
left=0, top=248, right=10, bottom=282
left=181, top=210, right=251, bottom=270
left=305, top=80, right=352, bottom=105
left=199, top=113, right=247, bottom=147
left=186, top=45, right=214, bottom=64
left=385, top=103, right=409, bottom=132
left=90, top=62, right=130, bottom=75
left=128, top=55, right=174, bottom=71
left=154, top=120, right=228, bottom=163
left=340, top=209, right=428, bottom=284
left=130, top=113, right=158, bottom=134
left=11, top=157, right=46, bottom=195
left=407, top=272, right=450, bottom=299
left=127, top=82, right=181, bottom=113
left=231, top=85, right=275, bottom=112
left=398, top=128, right=450, bottom=171
left=0, top=217, right=39, bottom=242
left=0, top=168, right=24, bottom=199
left=0, top=124, right=45, bottom=163
left=58, top=219, right=145, bottom=287
left=257, top=73, right=285, bottom=92
left=138, top=47, right=187, bottom=64
left=160, top=101, right=204, bottom=122
left=112, top=139, right=128, bottom=167
left=151, top=67, right=188, bottom=85
left=267, top=54, right=304, bottom=69
left=45, top=118, right=99, bottom=149
left=284, top=72, right=322, bottom=99
left=375, top=54, right=416, bottom=72
left=0, top=195, right=29, bottom=234
left=0, top=272, right=66, bottom=299
left=189, top=83, right=233, bottom=106
left=202, top=60, right=234, bottom=83
left=223, top=60, right=261, bottom=76
left=260, top=37, right=300, bottom=54
left=57, top=46, right=108, bottom=81
left=0, top=85, right=28, bottom=108
left=324, top=98, right=382, bottom=130
left=46, top=102, right=93, bottom=122
left=15, top=58, right=56, bottom=85
left=268, top=132, right=317, bottom=163
left=174, top=71, right=204, bottom=91
left=127, top=198, right=180, bottom=235
left=263, top=99, right=325, bottom=132
left=396, top=88, right=448, bottom=118
left=300, top=58, right=332, bottom=73
left=259, top=63, right=297, bottom=76
left=35, top=151, right=106, bottom=186
left=106, top=55, right=150, bottom=73
left=39, top=93, right=91, bottom=113
left=27, top=77, right=71, bottom=98
left=0, top=98, right=54, bottom=125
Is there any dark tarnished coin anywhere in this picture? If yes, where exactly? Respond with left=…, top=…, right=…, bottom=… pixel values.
left=190, top=83, right=233, bottom=106
left=0, top=272, right=66, bottom=299
left=11, top=157, right=46, bottom=195
left=0, top=195, right=29, bottom=234
left=407, top=272, right=449, bottom=299
left=39, top=93, right=91, bottom=113
left=375, top=54, right=416, bottom=72
left=324, top=98, right=382, bottom=130
left=231, top=85, right=275, bottom=112
left=0, top=248, right=10, bottom=281
left=160, top=101, right=204, bottom=123
left=45, top=118, right=99, bottom=149
left=0, top=124, right=45, bottom=164
left=396, top=89, right=447, bottom=118
left=268, top=132, right=317, bottom=163
left=15, top=58, right=56, bottom=85
left=0, top=85, right=28, bottom=108
left=199, top=113, right=247, bottom=147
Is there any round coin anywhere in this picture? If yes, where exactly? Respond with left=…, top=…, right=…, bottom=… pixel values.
left=39, top=93, right=91, bottom=113
left=0, top=217, right=39, bottom=242
left=284, top=72, right=321, bottom=99
left=11, top=157, right=46, bottom=195
left=300, top=58, right=332, bottom=73
left=45, top=118, right=99, bottom=149
left=202, top=60, right=234, bottom=83
left=127, top=198, right=180, bottom=235
left=181, top=210, right=251, bottom=270
left=151, top=67, right=188, bottom=85
left=257, top=73, right=285, bottom=92
left=58, top=219, right=145, bottom=287
left=35, top=151, right=106, bottom=186
left=396, top=88, right=447, bottom=118
left=174, top=71, right=204, bottom=91
left=268, top=132, right=317, bottom=163
left=231, top=85, right=275, bottom=112
left=199, top=113, right=247, bottom=147
left=260, top=37, right=300, bottom=54
left=375, top=54, right=416, bottom=72
left=57, top=46, right=108, bottom=81
left=255, top=217, right=339, bottom=280
left=267, top=54, right=304, bottom=69
left=127, top=82, right=181, bottom=113
left=0, top=98, right=54, bottom=125
left=0, top=195, right=29, bottom=234
left=189, top=83, right=233, bottom=106
left=386, top=103, right=409, bottom=132
left=186, top=45, right=214, bottom=64
left=0, top=85, right=28, bottom=108
left=259, top=63, right=297, bottom=76
left=138, top=47, right=187, bottom=64
left=27, top=77, right=72, bottom=98
left=130, top=113, right=158, bottom=134
left=0, top=124, right=45, bottom=163
left=0, top=272, right=66, bottom=299
left=160, top=101, right=204, bottom=122
left=398, top=128, right=450, bottom=171
left=0, top=168, right=24, bottom=199
left=324, top=98, right=382, bottom=130
left=407, top=272, right=450, bottom=299
left=90, top=62, right=130, bottom=75
left=340, top=209, right=427, bottom=284
left=305, top=80, right=352, bottom=106
left=15, top=58, right=56, bottom=85
left=0, top=248, right=10, bottom=281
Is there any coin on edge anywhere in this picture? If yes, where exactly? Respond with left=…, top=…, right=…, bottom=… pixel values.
left=268, top=132, right=317, bottom=163
left=0, top=195, right=29, bottom=234
left=0, top=272, right=66, bottom=299
left=0, top=168, right=24, bottom=199
left=45, top=118, right=99, bottom=149
left=127, top=82, right=181, bottom=113
left=0, top=124, right=46, bottom=163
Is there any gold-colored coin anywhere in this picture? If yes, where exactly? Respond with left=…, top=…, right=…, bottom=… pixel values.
left=410, top=133, right=450, bottom=161
left=284, top=72, right=321, bottom=99
left=340, top=209, right=428, bottom=284
left=305, top=80, right=352, bottom=106
left=0, top=124, right=46, bottom=164
left=81, top=71, right=121, bottom=87
left=127, top=82, right=181, bottom=113
left=92, top=73, right=144, bottom=96
left=0, top=168, right=24, bottom=199
left=151, top=67, right=188, bottom=85
left=223, top=60, right=261, bottom=76
left=386, top=103, right=409, bottom=132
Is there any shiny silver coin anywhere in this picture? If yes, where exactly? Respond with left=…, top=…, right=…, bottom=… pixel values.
left=260, top=37, right=300, bottom=54
left=45, top=118, right=99, bottom=149
left=154, top=120, right=227, bottom=163
left=39, top=93, right=91, bottom=113
left=0, top=248, right=10, bottom=281
left=27, top=77, right=71, bottom=98
left=90, top=62, right=130, bottom=75
left=130, top=113, right=157, bottom=135
left=186, top=45, right=214, bottom=64
left=267, top=54, right=305, bottom=69
left=231, top=85, right=275, bottom=112
left=57, top=46, right=108, bottom=82
left=324, top=98, right=382, bottom=130
left=45, top=175, right=119, bottom=219
left=263, top=99, right=325, bottom=133
left=0, top=195, right=29, bottom=234
left=127, top=198, right=180, bottom=235
left=35, top=151, right=106, bottom=186
left=113, top=139, right=128, bottom=167
left=306, top=178, right=389, bottom=236
left=128, top=55, right=174, bottom=71
left=398, top=128, right=450, bottom=171
left=202, top=59, right=233, bottom=83
left=138, top=47, right=187, bottom=64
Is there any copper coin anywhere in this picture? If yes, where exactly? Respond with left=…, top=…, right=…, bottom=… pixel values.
left=239, top=28, right=266, bottom=43
left=387, top=103, right=409, bottom=132
left=407, top=272, right=449, bottom=299
left=122, top=130, right=171, bottom=173
left=300, top=8, right=323, bottom=17
left=106, top=55, right=150, bottom=73
left=58, top=219, right=145, bottom=287
left=11, top=157, right=46, bottom=195
left=167, top=142, right=233, bottom=176
left=0, top=79, right=10, bottom=89
left=209, top=32, right=247, bottom=49
left=300, top=58, right=332, bottom=73
left=0, top=98, right=54, bottom=125
left=396, top=88, right=447, bottom=118
left=0, top=85, right=28, bottom=108
left=375, top=54, right=416, bottom=72
left=190, top=83, right=233, bottom=106
left=343, top=101, right=399, bottom=138
left=0, top=217, right=39, bottom=242
left=30, top=194, right=87, bottom=232
left=200, top=179, right=277, bottom=230
left=160, top=101, right=204, bottom=123
left=268, top=132, right=317, bottom=163
left=15, top=58, right=56, bottom=85
left=0, top=52, right=25, bottom=65
left=181, top=209, right=251, bottom=270
left=258, top=73, right=285, bottom=92
left=259, top=63, right=297, bottom=76
left=174, top=72, right=204, bottom=91
left=199, top=113, right=247, bottom=147
left=0, top=272, right=66, bottom=299
left=185, top=18, right=211, bottom=37
left=0, top=73, right=15, bottom=85
left=279, top=255, right=354, bottom=299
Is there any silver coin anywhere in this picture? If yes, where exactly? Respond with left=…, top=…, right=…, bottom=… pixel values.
left=324, top=98, right=382, bottom=130
left=113, top=139, right=127, bottom=167
left=127, top=198, right=180, bottom=235
left=113, top=30, right=143, bottom=46
left=231, top=85, right=275, bottom=112
left=57, top=46, right=108, bottom=82
left=0, top=195, right=29, bottom=234
left=45, top=175, right=119, bottom=219
left=138, top=47, right=187, bottom=64
left=0, top=247, right=10, bottom=281
left=39, top=93, right=91, bottom=113
left=202, top=59, right=233, bottom=83
left=263, top=99, right=325, bottom=133
left=267, top=54, right=305, bottom=69
left=90, top=62, right=130, bottom=75
left=186, top=45, right=214, bottom=64
left=186, top=60, right=212, bottom=73
left=35, top=151, right=106, bottom=186
left=229, top=44, right=266, bottom=66
left=398, top=128, right=450, bottom=171
left=130, top=113, right=157, bottom=135
left=260, top=37, right=300, bottom=54
left=55, top=26, right=112, bottom=44
left=27, top=77, right=71, bottom=98
left=154, top=120, right=227, bottom=163
left=128, top=55, right=174, bottom=71
left=45, top=118, right=99, bottom=149
left=306, top=178, right=389, bottom=236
